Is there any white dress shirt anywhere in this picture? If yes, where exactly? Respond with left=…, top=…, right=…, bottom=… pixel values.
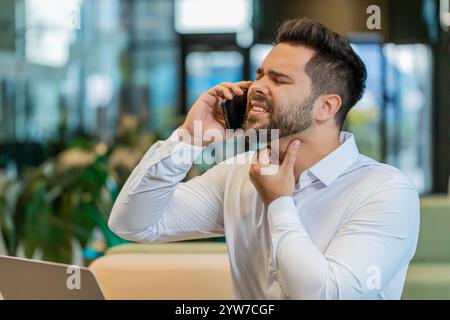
left=108, top=129, right=420, bottom=300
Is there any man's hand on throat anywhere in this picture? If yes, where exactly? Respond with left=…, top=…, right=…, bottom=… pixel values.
left=249, top=139, right=301, bottom=207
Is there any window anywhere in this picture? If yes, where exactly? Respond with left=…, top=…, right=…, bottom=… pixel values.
left=175, top=0, right=252, bottom=34
left=384, top=44, right=433, bottom=193
left=186, top=51, right=244, bottom=108
left=347, top=44, right=383, bottom=161
left=250, top=44, right=273, bottom=79
left=25, top=0, right=81, bottom=67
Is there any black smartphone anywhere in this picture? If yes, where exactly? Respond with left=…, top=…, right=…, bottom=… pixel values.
left=221, top=89, right=248, bottom=130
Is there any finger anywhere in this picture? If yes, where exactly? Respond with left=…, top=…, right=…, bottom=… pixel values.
left=232, top=82, right=252, bottom=96
left=218, top=85, right=234, bottom=100
left=230, top=84, right=245, bottom=96
left=268, top=146, right=280, bottom=166
left=251, top=149, right=260, bottom=165
left=249, top=163, right=261, bottom=176
left=224, top=81, right=252, bottom=91
left=209, top=81, right=252, bottom=99
left=222, top=82, right=247, bottom=96
left=208, top=85, right=233, bottom=100
left=258, top=147, right=271, bottom=166
left=281, top=140, right=301, bottom=171
left=235, top=80, right=253, bottom=88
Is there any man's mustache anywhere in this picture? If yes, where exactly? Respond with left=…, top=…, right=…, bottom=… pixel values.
left=251, top=93, right=268, bottom=103
left=248, top=93, right=272, bottom=112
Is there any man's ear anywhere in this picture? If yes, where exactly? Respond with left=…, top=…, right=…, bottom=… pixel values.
left=314, top=94, right=342, bottom=123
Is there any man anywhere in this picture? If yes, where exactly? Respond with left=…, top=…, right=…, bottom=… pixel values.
left=108, top=18, right=420, bottom=299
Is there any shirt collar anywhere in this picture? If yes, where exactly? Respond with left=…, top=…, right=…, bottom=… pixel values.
left=301, top=132, right=360, bottom=188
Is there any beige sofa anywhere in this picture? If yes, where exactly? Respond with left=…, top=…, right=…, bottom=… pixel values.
left=89, top=242, right=233, bottom=300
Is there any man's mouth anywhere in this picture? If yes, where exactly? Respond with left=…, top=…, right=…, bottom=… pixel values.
left=249, top=100, right=269, bottom=114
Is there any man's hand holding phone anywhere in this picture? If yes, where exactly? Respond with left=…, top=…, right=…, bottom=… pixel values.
left=179, top=81, right=252, bottom=146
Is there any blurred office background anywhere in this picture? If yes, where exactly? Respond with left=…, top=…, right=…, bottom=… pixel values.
left=0, top=0, right=449, bottom=299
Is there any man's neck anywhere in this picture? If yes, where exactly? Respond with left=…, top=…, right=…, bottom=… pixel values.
left=276, top=129, right=341, bottom=182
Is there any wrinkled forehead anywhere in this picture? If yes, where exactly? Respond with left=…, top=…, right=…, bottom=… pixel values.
left=261, top=43, right=316, bottom=82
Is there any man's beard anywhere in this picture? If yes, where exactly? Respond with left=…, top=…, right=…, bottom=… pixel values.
left=242, top=93, right=317, bottom=140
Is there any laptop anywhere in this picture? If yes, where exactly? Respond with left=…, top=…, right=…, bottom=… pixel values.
left=0, top=255, right=104, bottom=300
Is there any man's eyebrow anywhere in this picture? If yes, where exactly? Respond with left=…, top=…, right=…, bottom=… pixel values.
left=256, top=67, right=293, bottom=80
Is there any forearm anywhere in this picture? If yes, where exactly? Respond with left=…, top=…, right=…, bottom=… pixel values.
left=108, top=130, right=204, bottom=238
left=267, top=197, right=340, bottom=299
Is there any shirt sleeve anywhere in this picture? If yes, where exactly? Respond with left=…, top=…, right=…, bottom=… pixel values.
left=108, top=128, right=227, bottom=242
left=267, top=180, right=420, bottom=299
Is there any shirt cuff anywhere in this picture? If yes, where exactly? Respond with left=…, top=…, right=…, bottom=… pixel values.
left=168, top=128, right=205, bottom=160
left=128, top=128, right=205, bottom=192
left=168, top=128, right=206, bottom=150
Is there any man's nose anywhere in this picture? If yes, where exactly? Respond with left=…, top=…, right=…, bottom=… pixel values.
left=249, top=78, right=270, bottom=97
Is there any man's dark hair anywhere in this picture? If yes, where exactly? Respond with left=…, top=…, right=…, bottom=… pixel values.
left=275, top=17, right=367, bottom=129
